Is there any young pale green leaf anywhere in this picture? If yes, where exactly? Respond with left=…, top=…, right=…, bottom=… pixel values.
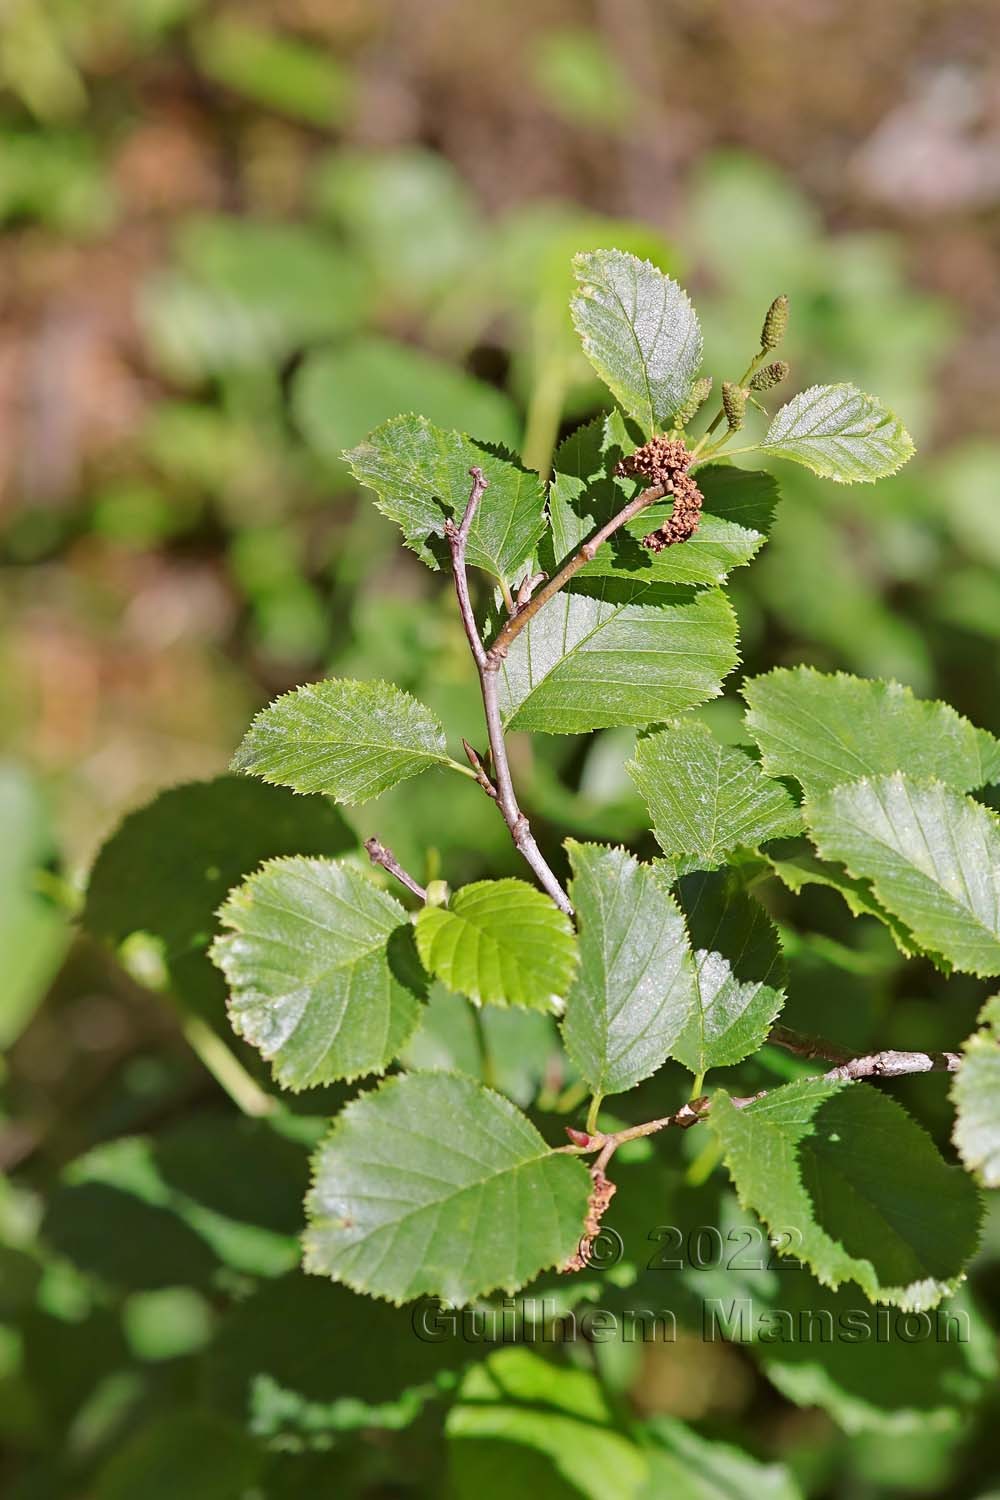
left=550, top=418, right=778, bottom=589
left=415, top=880, right=577, bottom=1011
left=760, top=383, right=914, bottom=484
left=668, top=867, right=786, bottom=1075
left=806, top=774, right=1000, bottom=976
left=497, top=584, right=739, bottom=734
left=560, top=842, right=695, bottom=1097
left=231, top=678, right=450, bottom=804
left=303, top=1073, right=592, bottom=1304
left=346, top=413, right=545, bottom=581
left=212, top=857, right=424, bottom=1089
left=628, top=720, right=800, bottom=869
left=951, top=995, right=1000, bottom=1188
left=709, top=1079, right=981, bottom=1310
left=571, top=250, right=702, bottom=433
left=743, top=668, right=1000, bottom=797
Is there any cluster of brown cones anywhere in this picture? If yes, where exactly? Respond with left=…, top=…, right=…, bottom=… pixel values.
left=615, top=436, right=703, bottom=551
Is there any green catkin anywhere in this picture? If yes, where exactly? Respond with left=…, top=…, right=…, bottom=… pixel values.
left=674, top=376, right=713, bottom=427
left=760, top=293, right=789, bottom=351
left=749, top=359, right=790, bottom=391
left=722, top=381, right=748, bottom=431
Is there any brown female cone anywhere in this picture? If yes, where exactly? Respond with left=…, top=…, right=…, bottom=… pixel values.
left=614, top=435, right=703, bottom=550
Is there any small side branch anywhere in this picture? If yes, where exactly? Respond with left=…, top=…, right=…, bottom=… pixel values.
left=768, top=1024, right=960, bottom=1079
left=560, top=1032, right=963, bottom=1174
left=484, top=480, right=666, bottom=666
left=364, top=837, right=428, bottom=903
left=447, top=468, right=574, bottom=916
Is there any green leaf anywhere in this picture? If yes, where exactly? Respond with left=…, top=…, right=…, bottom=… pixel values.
left=641, top=1415, right=802, bottom=1500
left=762, top=838, right=919, bottom=955
left=743, top=668, right=1000, bottom=797
left=709, top=1078, right=982, bottom=1310
left=628, top=720, right=800, bottom=869
left=346, top=414, right=545, bottom=581
left=402, top=984, right=562, bottom=1108
left=805, top=774, right=1000, bottom=976
left=205, top=1272, right=466, bottom=1431
left=192, top=18, right=352, bottom=125
left=561, top=841, right=695, bottom=1096
left=84, top=776, right=354, bottom=1018
left=550, top=418, right=778, bottom=589
left=92, top=1410, right=263, bottom=1500
left=212, top=856, right=425, bottom=1089
left=668, top=867, right=785, bottom=1075
left=951, top=995, right=1000, bottom=1187
left=760, top=383, right=915, bottom=484
left=0, top=763, right=69, bottom=1049
left=303, top=1073, right=592, bottom=1303
left=294, top=336, right=519, bottom=468
left=415, top=880, right=577, bottom=1011
left=498, top=583, right=739, bottom=734
left=447, top=1348, right=650, bottom=1500
left=752, top=1278, right=996, bottom=1436
left=571, top=249, right=702, bottom=432
left=231, top=678, right=451, bottom=804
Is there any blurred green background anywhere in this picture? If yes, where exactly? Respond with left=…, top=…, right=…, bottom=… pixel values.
left=3, top=2, right=1000, bottom=1496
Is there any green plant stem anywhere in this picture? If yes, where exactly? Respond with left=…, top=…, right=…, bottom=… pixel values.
left=691, top=347, right=771, bottom=456
left=181, top=1014, right=277, bottom=1118
left=523, top=356, right=568, bottom=480
left=689, top=1070, right=705, bottom=1100
left=586, top=1093, right=604, bottom=1136
left=685, top=1135, right=724, bottom=1187
left=471, top=1005, right=497, bottom=1089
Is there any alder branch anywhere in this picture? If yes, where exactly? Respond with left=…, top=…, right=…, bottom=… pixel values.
left=484, top=480, right=666, bottom=665
left=364, top=837, right=428, bottom=903
left=561, top=1028, right=962, bottom=1173
left=768, top=1023, right=960, bottom=1078
left=446, top=469, right=574, bottom=915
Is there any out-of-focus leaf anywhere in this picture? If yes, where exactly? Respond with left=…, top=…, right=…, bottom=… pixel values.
left=313, top=146, right=479, bottom=306
left=193, top=18, right=352, bottom=124
left=0, top=764, right=69, bottom=1048
left=447, top=1348, right=649, bottom=1500
left=294, top=337, right=521, bottom=467
left=92, top=1410, right=263, bottom=1500
left=84, top=777, right=354, bottom=1018
left=641, top=1415, right=802, bottom=1500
